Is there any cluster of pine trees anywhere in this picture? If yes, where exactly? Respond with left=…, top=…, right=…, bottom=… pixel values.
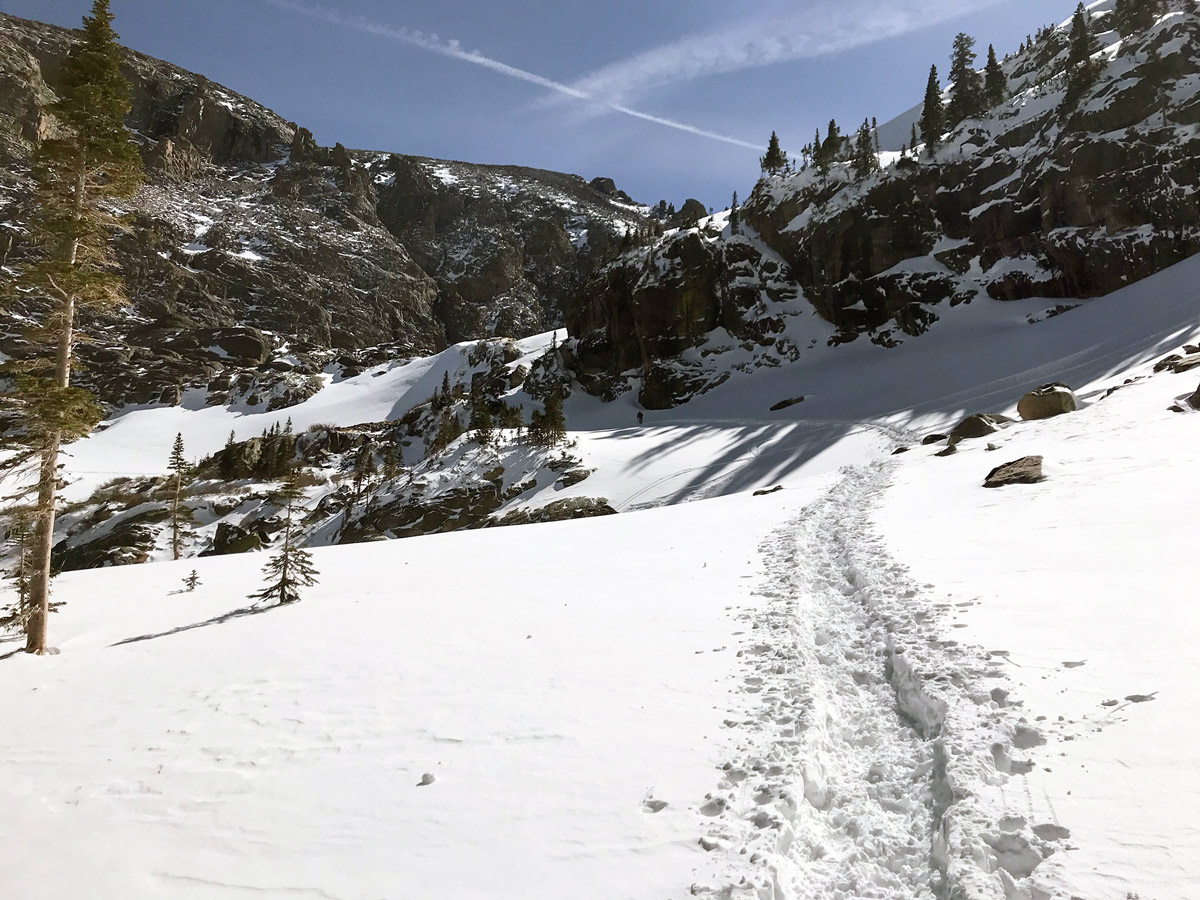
left=917, top=33, right=1008, bottom=154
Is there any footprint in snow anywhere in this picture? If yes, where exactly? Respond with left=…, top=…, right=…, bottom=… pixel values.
left=642, top=798, right=668, bottom=814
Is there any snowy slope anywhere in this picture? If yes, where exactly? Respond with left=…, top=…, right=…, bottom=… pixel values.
left=5, top=253, right=1200, bottom=898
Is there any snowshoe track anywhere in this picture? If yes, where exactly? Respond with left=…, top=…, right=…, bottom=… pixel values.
left=691, top=462, right=1060, bottom=900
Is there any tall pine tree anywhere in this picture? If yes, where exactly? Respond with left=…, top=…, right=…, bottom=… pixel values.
left=852, top=119, right=880, bottom=180
left=167, top=432, right=193, bottom=561
left=250, top=468, right=318, bottom=606
left=759, top=131, right=788, bottom=175
left=1064, top=3, right=1101, bottom=106
left=947, top=33, right=984, bottom=126
left=1, top=0, right=143, bottom=654
left=984, top=44, right=1008, bottom=108
left=920, top=65, right=946, bottom=153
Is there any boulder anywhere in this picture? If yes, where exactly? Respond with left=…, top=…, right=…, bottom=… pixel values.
left=1187, top=383, right=1200, bottom=410
left=949, top=414, right=1003, bottom=446
left=921, top=433, right=947, bottom=445
left=984, top=456, right=1045, bottom=488
left=207, top=521, right=267, bottom=555
left=1017, top=383, right=1078, bottom=420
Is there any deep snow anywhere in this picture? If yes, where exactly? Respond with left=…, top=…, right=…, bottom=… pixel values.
left=4, top=252, right=1200, bottom=897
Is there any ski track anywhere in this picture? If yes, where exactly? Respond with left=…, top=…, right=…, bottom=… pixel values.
left=691, top=460, right=1076, bottom=900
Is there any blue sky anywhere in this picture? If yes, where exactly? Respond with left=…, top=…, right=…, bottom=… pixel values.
left=4, top=0, right=1079, bottom=207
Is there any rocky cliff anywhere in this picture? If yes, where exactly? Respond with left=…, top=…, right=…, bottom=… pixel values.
left=568, top=0, right=1200, bottom=407
left=0, top=12, right=645, bottom=411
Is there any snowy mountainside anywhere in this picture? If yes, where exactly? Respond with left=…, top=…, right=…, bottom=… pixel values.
left=3, top=249, right=1200, bottom=899
left=0, top=12, right=648, bottom=412
left=569, top=0, right=1200, bottom=408
left=44, top=250, right=1200, bottom=576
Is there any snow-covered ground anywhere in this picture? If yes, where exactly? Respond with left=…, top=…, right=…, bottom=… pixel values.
left=4, top=253, right=1200, bottom=897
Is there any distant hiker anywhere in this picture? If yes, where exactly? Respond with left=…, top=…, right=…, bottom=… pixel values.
left=637, top=411, right=644, bottom=425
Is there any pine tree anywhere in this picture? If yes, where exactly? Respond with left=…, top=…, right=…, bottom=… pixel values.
left=759, top=131, right=788, bottom=175
left=1114, top=0, right=1165, bottom=37
left=352, top=444, right=376, bottom=498
left=1, top=0, right=143, bottom=654
left=183, top=570, right=200, bottom=592
left=984, top=44, right=1008, bottom=107
left=910, top=122, right=920, bottom=153
left=167, top=432, right=193, bottom=561
left=535, top=381, right=567, bottom=448
left=822, top=119, right=842, bottom=164
left=250, top=468, right=318, bottom=606
left=947, top=33, right=984, bottom=126
left=852, top=119, right=880, bottom=180
left=382, top=442, right=401, bottom=480
left=810, top=128, right=826, bottom=173
left=1065, top=3, right=1102, bottom=106
left=920, top=65, right=946, bottom=152
left=729, top=191, right=740, bottom=234
left=469, top=397, right=494, bottom=446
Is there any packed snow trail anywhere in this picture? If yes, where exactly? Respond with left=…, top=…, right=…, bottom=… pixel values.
left=693, top=461, right=1051, bottom=900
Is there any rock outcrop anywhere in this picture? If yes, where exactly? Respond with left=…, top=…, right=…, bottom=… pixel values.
left=0, top=12, right=646, bottom=412
left=566, top=4, right=1200, bottom=405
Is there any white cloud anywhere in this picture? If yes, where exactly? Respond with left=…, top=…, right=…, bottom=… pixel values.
left=262, top=0, right=761, bottom=150
left=558, top=0, right=1004, bottom=108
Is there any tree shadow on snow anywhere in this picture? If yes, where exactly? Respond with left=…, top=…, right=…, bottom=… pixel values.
left=111, top=602, right=278, bottom=647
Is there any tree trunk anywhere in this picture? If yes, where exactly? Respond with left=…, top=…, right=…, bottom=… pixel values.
left=25, top=171, right=82, bottom=654
left=171, top=477, right=181, bottom=560
left=25, top=433, right=60, bottom=654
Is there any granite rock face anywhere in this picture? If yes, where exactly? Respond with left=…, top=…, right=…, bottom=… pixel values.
left=0, top=13, right=645, bottom=412
left=566, top=5, right=1200, bottom=405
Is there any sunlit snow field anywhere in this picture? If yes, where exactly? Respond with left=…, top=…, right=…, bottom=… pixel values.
left=3, top=256, right=1200, bottom=898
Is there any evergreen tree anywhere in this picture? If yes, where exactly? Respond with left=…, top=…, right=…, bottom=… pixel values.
left=821, top=119, right=842, bottom=164
left=947, top=33, right=984, bottom=126
left=984, top=44, right=1008, bottom=107
left=183, top=570, right=200, bottom=592
left=1114, top=0, right=1165, bottom=37
left=440, top=370, right=452, bottom=399
left=920, top=65, right=946, bottom=152
left=249, top=468, right=318, bottom=606
left=535, top=381, right=567, bottom=448
left=852, top=119, right=880, bottom=180
left=382, top=442, right=401, bottom=480
left=352, top=444, right=376, bottom=498
left=910, top=122, right=920, bottom=153
left=1065, top=3, right=1102, bottom=106
left=759, top=131, right=788, bottom=175
left=469, top=397, right=494, bottom=446
left=167, top=432, right=194, bottom=561
left=729, top=191, right=740, bottom=234
left=1, top=0, right=143, bottom=654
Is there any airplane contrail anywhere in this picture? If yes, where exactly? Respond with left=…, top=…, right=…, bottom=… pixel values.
left=262, top=0, right=761, bottom=150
